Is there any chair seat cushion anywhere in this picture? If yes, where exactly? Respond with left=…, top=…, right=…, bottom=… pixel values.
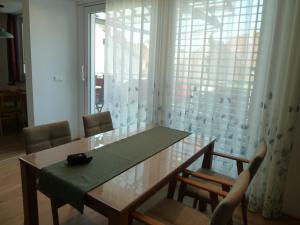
left=186, top=168, right=236, bottom=202
left=146, top=199, right=210, bottom=225
left=197, top=168, right=236, bottom=181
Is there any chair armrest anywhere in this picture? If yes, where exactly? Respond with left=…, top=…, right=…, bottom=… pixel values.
left=132, top=211, right=165, bottom=225
left=184, top=169, right=234, bottom=187
left=211, top=151, right=250, bottom=164
left=176, top=176, right=228, bottom=197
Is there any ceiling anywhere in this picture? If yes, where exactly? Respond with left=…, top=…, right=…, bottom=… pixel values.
left=0, top=0, right=22, bottom=14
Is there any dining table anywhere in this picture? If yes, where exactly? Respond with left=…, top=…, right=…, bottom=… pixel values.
left=19, top=123, right=215, bottom=225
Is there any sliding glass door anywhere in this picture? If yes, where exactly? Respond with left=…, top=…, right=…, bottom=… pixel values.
left=83, top=4, right=106, bottom=114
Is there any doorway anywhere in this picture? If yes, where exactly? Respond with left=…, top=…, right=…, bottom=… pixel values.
left=83, top=4, right=106, bottom=115
left=0, top=5, right=26, bottom=160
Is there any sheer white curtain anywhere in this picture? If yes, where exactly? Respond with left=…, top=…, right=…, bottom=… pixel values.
left=104, top=0, right=158, bottom=128
left=103, top=0, right=300, bottom=217
left=160, top=0, right=264, bottom=174
left=104, top=0, right=265, bottom=172
left=247, top=0, right=300, bottom=218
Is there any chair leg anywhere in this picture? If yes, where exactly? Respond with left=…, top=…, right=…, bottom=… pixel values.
left=222, top=184, right=230, bottom=192
left=0, top=119, right=3, bottom=136
left=129, top=216, right=133, bottom=225
left=227, top=218, right=233, bottom=225
left=177, top=173, right=188, bottom=202
left=167, top=178, right=177, bottom=199
left=51, top=199, right=60, bottom=225
left=198, top=199, right=207, bottom=212
left=241, top=196, right=248, bottom=225
left=177, top=189, right=185, bottom=202
left=209, top=193, right=219, bottom=212
left=192, top=199, right=198, bottom=209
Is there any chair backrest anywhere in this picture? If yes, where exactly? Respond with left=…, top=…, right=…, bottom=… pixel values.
left=23, top=121, right=71, bottom=154
left=209, top=141, right=267, bottom=225
left=82, top=111, right=113, bottom=137
left=209, top=170, right=250, bottom=225
left=247, top=141, right=267, bottom=180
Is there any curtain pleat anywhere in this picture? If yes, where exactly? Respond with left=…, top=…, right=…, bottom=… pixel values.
left=162, top=0, right=264, bottom=175
left=104, top=0, right=158, bottom=128
left=247, top=0, right=300, bottom=218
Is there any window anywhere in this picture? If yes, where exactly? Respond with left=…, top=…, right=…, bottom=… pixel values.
left=164, top=0, right=264, bottom=160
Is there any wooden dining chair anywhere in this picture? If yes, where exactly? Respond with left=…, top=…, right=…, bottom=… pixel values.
left=177, top=141, right=267, bottom=225
left=0, top=92, right=24, bottom=136
left=82, top=111, right=113, bottom=137
left=132, top=169, right=252, bottom=225
left=23, top=120, right=72, bottom=225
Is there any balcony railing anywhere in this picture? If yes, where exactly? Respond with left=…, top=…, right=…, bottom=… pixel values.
left=95, top=73, right=104, bottom=112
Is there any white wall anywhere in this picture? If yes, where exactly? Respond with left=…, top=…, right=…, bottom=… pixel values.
left=0, top=13, right=9, bottom=85
left=283, top=117, right=300, bottom=219
left=23, top=0, right=79, bottom=137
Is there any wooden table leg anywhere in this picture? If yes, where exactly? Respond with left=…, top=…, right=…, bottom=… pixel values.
left=108, top=210, right=129, bottom=225
left=20, top=160, right=39, bottom=225
left=167, top=178, right=177, bottom=199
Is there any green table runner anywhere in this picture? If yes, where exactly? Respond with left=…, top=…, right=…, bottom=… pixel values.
left=38, top=126, right=190, bottom=212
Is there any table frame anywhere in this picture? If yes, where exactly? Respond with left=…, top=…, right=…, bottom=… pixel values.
left=20, top=130, right=215, bottom=225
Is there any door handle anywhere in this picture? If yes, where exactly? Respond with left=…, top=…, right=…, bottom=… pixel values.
left=81, top=65, right=85, bottom=81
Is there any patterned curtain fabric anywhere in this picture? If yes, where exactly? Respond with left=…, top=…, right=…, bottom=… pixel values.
left=104, top=0, right=300, bottom=217
left=104, top=0, right=158, bottom=128
left=247, top=0, right=300, bottom=218
left=159, top=0, right=264, bottom=175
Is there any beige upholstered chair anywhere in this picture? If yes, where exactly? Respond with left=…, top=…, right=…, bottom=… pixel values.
left=132, top=169, right=252, bottom=225
left=177, top=142, right=267, bottom=225
left=23, top=121, right=71, bottom=154
left=23, top=121, right=72, bottom=225
left=82, top=111, right=113, bottom=137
